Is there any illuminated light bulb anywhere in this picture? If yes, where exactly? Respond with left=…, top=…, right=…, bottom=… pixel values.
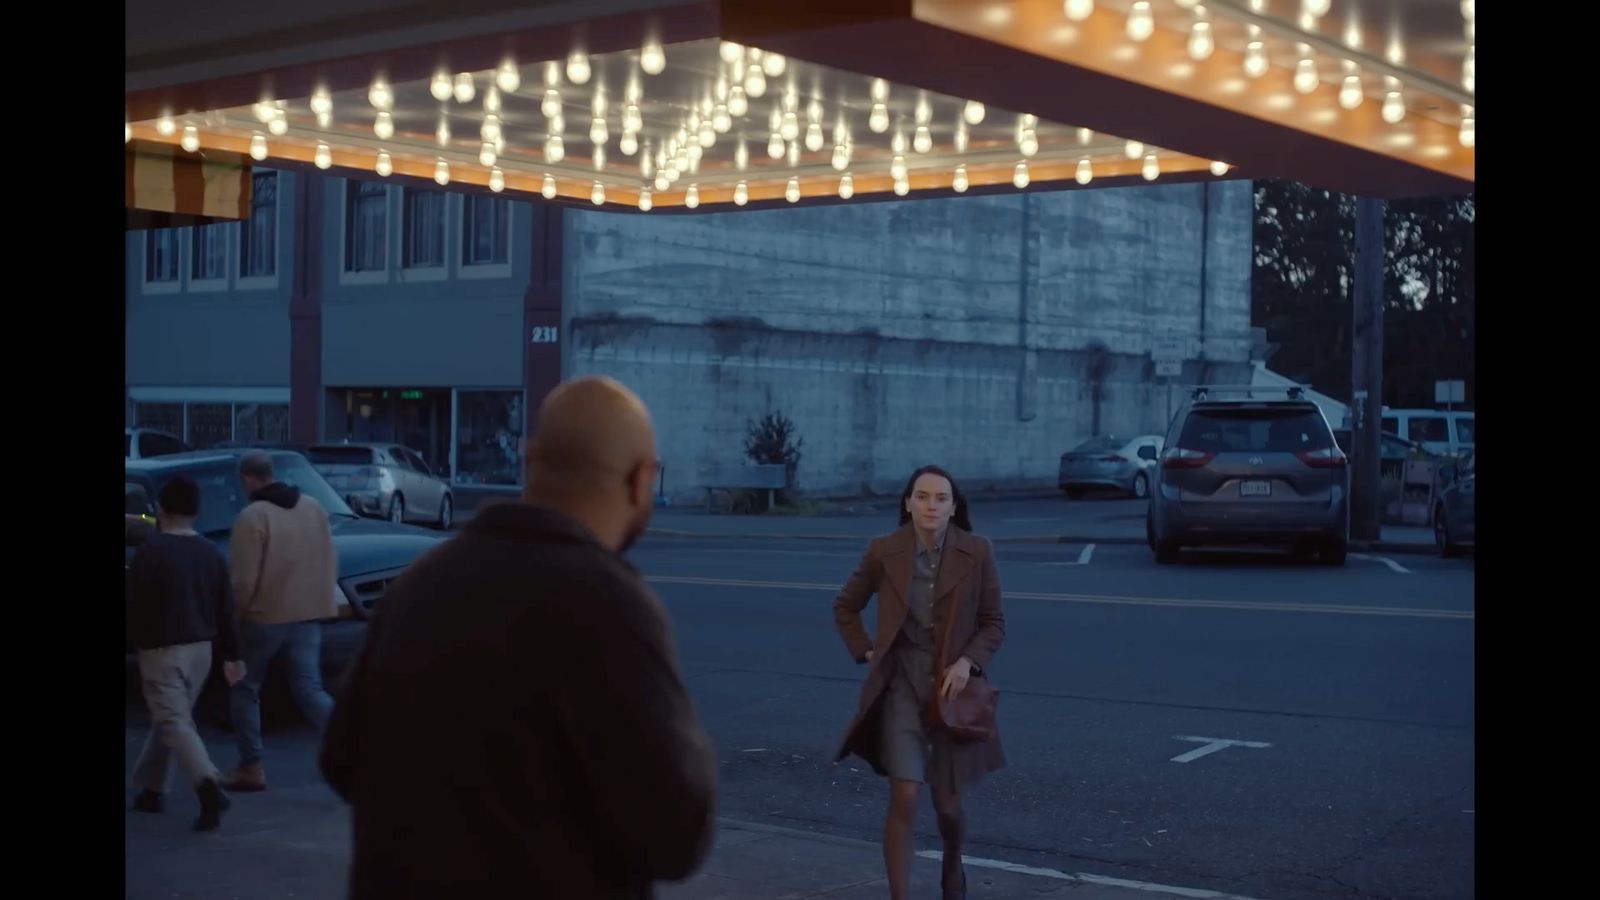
left=1021, top=113, right=1038, bottom=130
left=960, top=101, right=986, bottom=127
left=1295, top=58, right=1319, bottom=93
left=1339, top=74, right=1363, bottom=109
left=832, top=144, right=850, bottom=171
left=591, top=181, right=605, bottom=205
left=699, top=121, right=716, bottom=148
left=1175, top=0, right=1199, bottom=7
left=1458, top=114, right=1474, bottom=148
left=1382, top=91, right=1405, bottom=123
left=1064, top=0, right=1094, bottom=22
left=545, top=134, right=565, bottom=162
left=480, top=143, right=497, bottom=167
left=689, top=142, right=704, bottom=164
left=781, top=111, right=799, bottom=141
left=1305, top=0, right=1331, bottom=17
left=763, top=53, right=786, bottom=77
left=838, top=173, right=854, bottom=199
left=734, top=181, right=749, bottom=205
left=316, top=111, right=332, bottom=129
left=1142, top=154, right=1160, bottom=181
left=637, top=189, right=652, bottom=211
left=483, top=87, right=502, bottom=114
left=1078, top=127, right=1093, bottom=144
left=374, top=112, right=394, bottom=140
left=745, top=66, right=767, bottom=98
left=768, top=133, right=785, bottom=158
left=544, top=61, right=562, bottom=88
left=625, top=104, right=644, bottom=133
left=590, top=117, right=609, bottom=145
left=890, top=154, right=907, bottom=180
left=914, top=125, right=933, bottom=153
left=253, top=102, right=276, bottom=123
left=481, top=115, right=502, bottom=143
left=249, top=134, right=268, bottom=160
left=567, top=52, right=591, bottom=85
left=1013, top=161, right=1030, bottom=188
left=728, top=86, right=749, bottom=117
left=952, top=164, right=968, bottom=193
left=893, top=179, right=910, bottom=197
left=869, top=103, right=890, bottom=133
left=1210, top=160, right=1230, bottom=176
left=541, top=174, right=557, bottom=198
left=436, top=118, right=452, bottom=145
left=124, top=121, right=131, bottom=143
left=1125, top=139, right=1144, bottom=159
left=785, top=140, right=799, bottom=166
left=489, top=167, right=506, bottom=193
left=180, top=125, right=200, bottom=153
left=620, top=132, right=639, bottom=155
left=915, top=96, right=932, bottom=126
left=1075, top=158, right=1093, bottom=184
left=542, top=89, right=562, bottom=118
left=496, top=61, right=521, bottom=93
left=452, top=73, right=475, bottom=104
left=1127, top=2, right=1154, bottom=41
left=434, top=158, right=450, bottom=184
left=891, top=130, right=908, bottom=154
left=375, top=151, right=392, bottom=177
left=682, top=184, right=699, bottom=208
left=806, top=122, right=825, bottom=152
left=1019, top=129, right=1038, bottom=157
left=655, top=171, right=670, bottom=191
left=369, top=79, right=394, bottom=110
left=785, top=177, right=800, bottom=203
left=720, top=41, right=744, bottom=64
left=1245, top=41, right=1269, bottom=78
left=551, top=113, right=565, bottom=134
left=156, top=115, right=176, bottom=136
left=429, top=72, right=454, bottom=101
left=735, top=139, right=749, bottom=170
left=714, top=105, right=732, bottom=133
left=268, top=115, right=288, bottom=136
left=871, top=78, right=889, bottom=102
left=954, top=123, right=969, bottom=153
left=1188, top=22, right=1214, bottom=60
left=310, top=88, right=332, bottom=115
left=640, top=39, right=666, bottom=75
left=1461, top=0, right=1473, bottom=19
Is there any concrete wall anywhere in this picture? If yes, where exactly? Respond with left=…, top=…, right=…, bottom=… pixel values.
left=563, top=181, right=1254, bottom=499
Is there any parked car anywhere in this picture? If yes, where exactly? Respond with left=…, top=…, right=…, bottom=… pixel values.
left=125, top=427, right=190, bottom=460
left=1331, top=428, right=1435, bottom=480
left=1148, top=387, right=1349, bottom=565
left=1432, top=450, right=1475, bottom=557
left=1058, top=435, right=1164, bottom=499
left=307, top=443, right=455, bottom=530
left=1378, top=408, right=1475, bottom=458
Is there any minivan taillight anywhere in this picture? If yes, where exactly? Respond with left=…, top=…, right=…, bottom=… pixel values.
left=1297, top=447, right=1347, bottom=468
left=1162, top=448, right=1215, bottom=469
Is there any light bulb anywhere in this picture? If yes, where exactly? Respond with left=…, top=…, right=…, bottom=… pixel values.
left=310, top=88, right=332, bottom=115
left=869, top=103, right=890, bottom=133
left=954, top=124, right=969, bottom=153
left=640, top=39, right=666, bottom=75
left=786, top=140, right=799, bottom=167
left=1461, top=0, right=1473, bottom=19
left=156, top=115, right=176, bottom=136
left=729, top=86, right=749, bottom=117
left=369, top=79, right=393, bottom=110
left=1078, top=127, right=1093, bottom=144
left=181, top=125, right=200, bottom=153
left=1339, top=74, right=1363, bottom=109
left=871, top=77, right=889, bottom=102
left=1462, top=45, right=1474, bottom=93
left=268, top=115, right=288, bottom=136
left=1382, top=91, right=1405, bottom=123
left=1210, top=160, right=1230, bottom=176
left=890, top=154, right=907, bottom=180
left=375, top=151, right=393, bottom=177
left=542, top=89, right=562, bottom=119
left=793, top=122, right=818, bottom=153
left=488, top=167, right=505, bottom=193
left=620, top=132, right=639, bottom=155
left=1013, top=161, right=1030, bottom=189
left=699, top=121, right=716, bottom=148
left=713, top=105, right=732, bottom=133
left=831, top=144, right=849, bottom=171
left=1458, top=115, right=1474, bottom=148
left=891, top=130, right=908, bottom=154
left=1127, top=2, right=1154, bottom=41
left=745, top=66, right=767, bottom=98
left=1245, top=42, right=1268, bottom=78
left=952, top=165, right=968, bottom=193
left=449, top=73, right=473, bottom=104
left=1064, top=0, right=1094, bottom=22
left=483, top=87, right=502, bottom=114
left=637, top=189, right=652, bottom=211
left=497, top=61, right=521, bottom=93
left=1188, top=22, right=1214, bottom=60
left=317, top=111, right=332, bottom=129
left=762, top=52, right=786, bottom=77
left=735, top=139, right=749, bottom=170
left=1295, top=58, right=1319, bottom=93
left=781, top=111, right=799, bottom=141
left=481, top=115, right=502, bottom=143
left=1021, top=113, right=1038, bottom=130
left=1076, top=158, right=1093, bottom=184
left=838, top=173, right=854, bottom=199
left=1305, top=0, right=1331, bottom=16
left=684, top=184, right=700, bottom=208
left=591, top=117, right=609, bottom=145
left=374, top=112, right=394, bottom=140
left=1125, top=139, right=1144, bottom=159
left=655, top=171, right=670, bottom=191
left=437, top=119, right=452, bottom=145
left=624, top=104, right=643, bottom=133
left=429, top=72, right=453, bottom=101
left=551, top=113, right=565, bottom=134
left=893, top=179, right=910, bottom=197
left=914, top=97, right=932, bottom=126
left=1142, top=154, right=1159, bottom=181
left=914, top=125, right=933, bottom=153
left=785, top=177, right=800, bottom=203
left=544, top=61, right=562, bottom=89
left=434, top=159, right=450, bottom=184
left=253, top=102, right=276, bottom=123
left=1175, top=0, right=1199, bottom=8
left=249, top=134, right=268, bottom=160
left=768, top=133, right=785, bottom=159
left=480, top=143, right=497, bottom=166
left=545, top=135, right=565, bottom=162
left=591, top=181, right=605, bottom=205
left=125, top=121, right=131, bottom=143
left=567, top=52, right=591, bottom=85
left=536, top=174, right=554, bottom=199
left=720, top=41, right=744, bottom=64
left=963, top=100, right=985, bottom=125
left=1020, top=130, right=1038, bottom=157
left=734, top=181, right=749, bottom=205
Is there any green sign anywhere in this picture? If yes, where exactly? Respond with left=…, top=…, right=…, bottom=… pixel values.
left=400, top=390, right=423, bottom=400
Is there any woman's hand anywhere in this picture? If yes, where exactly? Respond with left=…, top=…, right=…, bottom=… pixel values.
left=940, top=656, right=975, bottom=703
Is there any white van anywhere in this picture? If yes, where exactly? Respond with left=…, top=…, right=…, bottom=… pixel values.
left=1378, top=409, right=1475, bottom=457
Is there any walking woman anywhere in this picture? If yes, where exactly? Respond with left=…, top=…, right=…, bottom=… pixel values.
left=832, top=465, right=1006, bottom=900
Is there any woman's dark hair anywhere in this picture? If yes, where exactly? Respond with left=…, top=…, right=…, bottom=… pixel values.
left=897, top=465, right=972, bottom=532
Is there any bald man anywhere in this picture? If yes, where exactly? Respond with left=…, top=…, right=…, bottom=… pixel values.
left=319, top=377, right=716, bottom=900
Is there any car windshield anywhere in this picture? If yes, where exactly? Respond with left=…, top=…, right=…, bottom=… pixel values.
left=307, top=446, right=377, bottom=465
left=127, top=455, right=356, bottom=537
left=1180, top=407, right=1333, bottom=453
left=1070, top=436, right=1123, bottom=453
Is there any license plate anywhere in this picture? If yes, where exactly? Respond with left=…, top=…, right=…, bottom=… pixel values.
left=1240, top=480, right=1271, bottom=497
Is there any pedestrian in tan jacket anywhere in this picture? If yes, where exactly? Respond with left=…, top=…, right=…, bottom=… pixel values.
left=221, top=451, right=340, bottom=792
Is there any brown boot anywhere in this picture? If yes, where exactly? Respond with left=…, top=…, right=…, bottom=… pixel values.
left=219, top=762, right=266, bottom=792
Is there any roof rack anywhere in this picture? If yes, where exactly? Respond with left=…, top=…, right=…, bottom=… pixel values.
left=1189, top=385, right=1307, bottom=402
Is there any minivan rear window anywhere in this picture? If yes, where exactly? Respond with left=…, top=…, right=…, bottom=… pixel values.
left=1180, top=408, right=1332, bottom=453
left=307, top=446, right=376, bottom=465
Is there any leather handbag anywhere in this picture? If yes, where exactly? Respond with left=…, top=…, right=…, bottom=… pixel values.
left=925, top=601, right=998, bottom=744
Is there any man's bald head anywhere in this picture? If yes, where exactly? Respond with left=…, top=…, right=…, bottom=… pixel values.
left=525, top=378, right=659, bottom=552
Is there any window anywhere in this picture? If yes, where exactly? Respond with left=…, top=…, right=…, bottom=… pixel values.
left=1455, top=417, right=1475, bottom=445
left=192, top=223, right=229, bottom=280
left=1407, top=417, right=1450, bottom=444
left=462, top=195, right=510, bottom=266
left=240, top=172, right=277, bottom=278
left=345, top=180, right=388, bottom=272
left=134, top=402, right=183, bottom=436
left=186, top=403, right=233, bottom=449
left=145, top=230, right=180, bottom=282
left=1179, top=408, right=1333, bottom=452
left=233, top=402, right=290, bottom=443
left=455, top=390, right=523, bottom=485
left=402, top=189, right=447, bottom=268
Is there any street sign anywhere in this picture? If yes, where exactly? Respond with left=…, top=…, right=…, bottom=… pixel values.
left=1151, top=336, right=1186, bottom=363
left=1154, top=360, right=1183, bottom=376
left=1434, top=380, right=1465, bottom=404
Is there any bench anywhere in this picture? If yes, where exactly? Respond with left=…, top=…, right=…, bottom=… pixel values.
left=703, top=464, right=787, bottom=513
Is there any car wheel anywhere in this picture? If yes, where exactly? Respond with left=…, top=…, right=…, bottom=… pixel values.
left=1434, top=507, right=1462, bottom=558
left=389, top=494, right=405, bottom=524
left=1131, top=472, right=1150, bottom=499
left=436, top=494, right=453, bottom=530
left=1319, top=538, right=1348, bottom=567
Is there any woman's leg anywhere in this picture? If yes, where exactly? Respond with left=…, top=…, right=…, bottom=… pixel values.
left=931, top=780, right=966, bottom=897
left=884, top=778, right=921, bottom=900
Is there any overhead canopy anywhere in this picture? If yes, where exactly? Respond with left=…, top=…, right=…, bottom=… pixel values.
left=124, top=0, right=1474, bottom=213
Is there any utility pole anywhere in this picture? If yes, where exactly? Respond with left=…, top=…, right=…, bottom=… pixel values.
left=1350, top=196, right=1385, bottom=542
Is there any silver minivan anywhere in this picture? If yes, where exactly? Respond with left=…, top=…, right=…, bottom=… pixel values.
left=1148, top=387, right=1349, bottom=565
left=308, top=443, right=454, bottom=529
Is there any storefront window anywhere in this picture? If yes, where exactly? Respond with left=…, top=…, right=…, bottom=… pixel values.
left=134, top=402, right=183, bottom=436
left=455, top=390, right=522, bottom=485
left=186, top=403, right=233, bottom=449
left=234, top=403, right=290, bottom=443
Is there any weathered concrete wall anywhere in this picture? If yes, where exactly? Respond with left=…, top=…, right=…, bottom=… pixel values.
left=564, top=181, right=1255, bottom=500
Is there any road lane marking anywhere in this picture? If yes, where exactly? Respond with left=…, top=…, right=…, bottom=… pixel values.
left=914, top=849, right=1268, bottom=899
left=1079, top=543, right=1096, bottom=565
left=646, top=575, right=1474, bottom=620
left=1352, top=553, right=1413, bottom=574
left=1170, top=735, right=1273, bottom=763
